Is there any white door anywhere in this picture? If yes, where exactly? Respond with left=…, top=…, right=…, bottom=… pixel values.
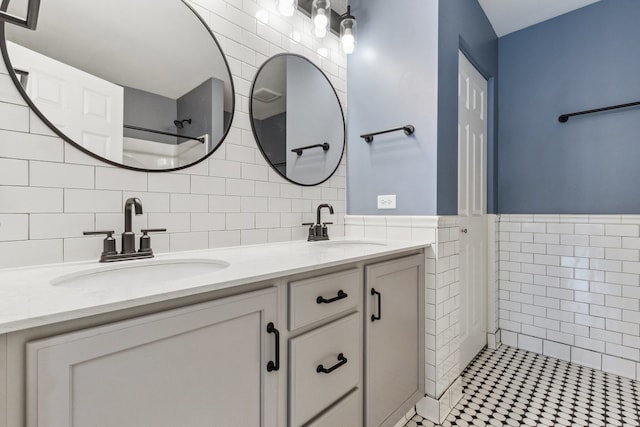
left=8, top=41, right=124, bottom=163
left=458, top=51, right=488, bottom=370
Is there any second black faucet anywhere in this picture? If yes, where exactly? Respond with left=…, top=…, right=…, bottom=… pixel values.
left=303, top=203, right=334, bottom=241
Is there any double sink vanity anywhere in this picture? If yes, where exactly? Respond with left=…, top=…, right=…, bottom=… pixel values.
left=0, top=0, right=426, bottom=425
left=0, top=238, right=426, bottom=427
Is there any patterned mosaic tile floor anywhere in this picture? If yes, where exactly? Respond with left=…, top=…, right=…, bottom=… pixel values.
left=405, top=345, right=640, bottom=427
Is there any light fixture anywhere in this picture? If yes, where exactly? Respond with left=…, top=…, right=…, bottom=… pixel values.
left=312, top=0, right=330, bottom=39
left=277, top=0, right=297, bottom=17
left=339, top=5, right=356, bottom=54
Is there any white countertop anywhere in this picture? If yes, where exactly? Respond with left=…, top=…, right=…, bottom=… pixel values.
left=0, top=238, right=427, bottom=334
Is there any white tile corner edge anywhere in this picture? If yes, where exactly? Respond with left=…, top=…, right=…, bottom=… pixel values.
left=416, top=375, right=463, bottom=425
left=487, top=329, right=501, bottom=350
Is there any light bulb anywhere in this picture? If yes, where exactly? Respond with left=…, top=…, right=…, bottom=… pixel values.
left=314, top=25, right=327, bottom=38
left=278, top=0, right=296, bottom=17
left=341, top=32, right=355, bottom=54
left=313, top=9, right=328, bottom=30
left=339, top=8, right=357, bottom=55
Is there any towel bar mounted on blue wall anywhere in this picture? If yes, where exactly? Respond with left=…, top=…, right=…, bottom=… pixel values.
left=558, top=100, right=640, bottom=123
left=360, top=125, right=415, bottom=143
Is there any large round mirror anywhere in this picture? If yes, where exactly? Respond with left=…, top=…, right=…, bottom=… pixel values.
left=250, top=54, right=344, bottom=186
left=0, top=0, right=234, bottom=171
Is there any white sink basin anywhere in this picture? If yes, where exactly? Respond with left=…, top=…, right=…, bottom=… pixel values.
left=312, top=240, right=387, bottom=249
left=51, top=259, right=230, bottom=288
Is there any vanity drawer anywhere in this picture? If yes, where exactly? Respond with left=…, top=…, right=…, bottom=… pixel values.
left=306, top=388, right=361, bottom=427
left=289, top=313, right=361, bottom=427
left=289, top=268, right=360, bottom=330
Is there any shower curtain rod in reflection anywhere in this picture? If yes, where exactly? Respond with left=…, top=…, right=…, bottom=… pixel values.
left=123, top=124, right=205, bottom=143
left=558, top=100, right=640, bottom=123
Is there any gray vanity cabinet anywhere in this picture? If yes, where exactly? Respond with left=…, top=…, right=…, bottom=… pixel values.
left=365, top=254, right=425, bottom=427
left=287, top=268, right=363, bottom=427
left=25, top=288, right=280, bottom=427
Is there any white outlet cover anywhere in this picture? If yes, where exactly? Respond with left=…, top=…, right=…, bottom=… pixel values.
left=377, top=195, right=396, bottom=209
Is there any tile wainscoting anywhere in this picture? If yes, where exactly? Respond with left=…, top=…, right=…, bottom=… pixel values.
left=499, top=214, right=640, bottom=381
left=346, top=215, right=471, bottom=423
left=0, top=0, right=347, bottom=269
left=347, top=213, right=640, bottom=418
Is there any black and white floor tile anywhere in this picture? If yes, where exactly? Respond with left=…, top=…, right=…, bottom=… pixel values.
left=405, top=345, right=640, bottom=427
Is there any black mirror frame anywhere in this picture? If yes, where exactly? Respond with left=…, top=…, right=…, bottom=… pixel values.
left=0, top=0, right=235, bottom=173
left=249, top=53, right=345, bottom=187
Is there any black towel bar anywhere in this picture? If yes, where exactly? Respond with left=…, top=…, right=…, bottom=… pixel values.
left=360, top=125, right=415, bottom=143
left=559, top=101, right=640, bottom=123
left=291, top=142, right=330, bottom=156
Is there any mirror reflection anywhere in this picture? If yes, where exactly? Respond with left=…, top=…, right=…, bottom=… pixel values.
left=250, top=54, right=344, bottom=186
left=1, top=0, right=234, bottom=171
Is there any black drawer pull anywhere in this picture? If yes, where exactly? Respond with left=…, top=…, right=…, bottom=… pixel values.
left=316, top=353, right=348, bottom=374
left=266, top=322, right=280, bottom=372
left=371, top=288, right=382, bottom=322
left=316, top=290, right=348, bottom=304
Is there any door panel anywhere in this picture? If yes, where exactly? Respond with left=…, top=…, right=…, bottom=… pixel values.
left=365, top=255, right=424, bottom=427
left=458, top=51, right=488, bottom=371
left=8, top=41, right=124, bottom=163
left=27, top=289, right=279, bottom=427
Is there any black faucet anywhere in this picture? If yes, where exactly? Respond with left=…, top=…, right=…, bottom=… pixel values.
left=303, top=203, right=334, bottom=241
left=122, top=197, right=143, bottom=254
left=83, top=197, right=166, bottom=262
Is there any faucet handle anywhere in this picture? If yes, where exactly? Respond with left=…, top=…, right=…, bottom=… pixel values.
left=139, top=228, right=166, bottom=253
left=83, top=230, right=115, bottom=236
left=83, top=230, right=117, bottom=255
left=302, top=222, right=315, bottom=227
left=322, top=222, right=333, bottom=226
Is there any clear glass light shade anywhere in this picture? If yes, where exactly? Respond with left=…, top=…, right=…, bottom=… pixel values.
left=278, top=0, right=297, bottom=17
left=312, top=0, right=330, bottom=38
left=340, top=17, right=356, bottom=54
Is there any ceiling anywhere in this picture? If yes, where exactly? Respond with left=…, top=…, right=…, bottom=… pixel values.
left=477, top=0, right=601, bottom=37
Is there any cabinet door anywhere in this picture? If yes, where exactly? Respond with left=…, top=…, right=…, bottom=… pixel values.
left=26, top=288, right=280, bottom=427
left=365, top=255, right=425, bottom=427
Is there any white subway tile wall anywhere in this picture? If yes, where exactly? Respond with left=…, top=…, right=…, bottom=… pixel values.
left=345, top=215, right=463, bottom=401
left=499, top=214, right=640, bottom=380
left=0, top=0, right=346, bottom=268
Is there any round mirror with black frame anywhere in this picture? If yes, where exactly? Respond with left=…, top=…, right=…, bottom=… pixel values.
left=250, top=54, right=345, bottom=186
left=0, top=0, right=235, bottom=172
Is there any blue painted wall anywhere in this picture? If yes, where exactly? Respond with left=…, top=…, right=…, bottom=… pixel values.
left=437, top=0, right=498, bottom=214
left=347, top=0, right=439, bottom=215
left=347, top=0, right=497, bottom=215
left=498, top=0, right=640, bottom=214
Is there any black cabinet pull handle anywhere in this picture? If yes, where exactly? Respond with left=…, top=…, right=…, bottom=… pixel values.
left=266, top=322, right=280, bottom=372
left=371, top=288, right=382, bottom=322
left=316, top=290, right=348, bottom=304
left=316, top=353, right=348, bottom=374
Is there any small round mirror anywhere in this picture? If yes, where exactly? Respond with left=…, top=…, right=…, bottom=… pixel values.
left=250, top=54, right=345, bottom=186
left=1, top=0, right=234, bottom=171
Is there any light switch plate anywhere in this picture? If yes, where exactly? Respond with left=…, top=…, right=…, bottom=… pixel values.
left=377, top=195, right=396, bottom=209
